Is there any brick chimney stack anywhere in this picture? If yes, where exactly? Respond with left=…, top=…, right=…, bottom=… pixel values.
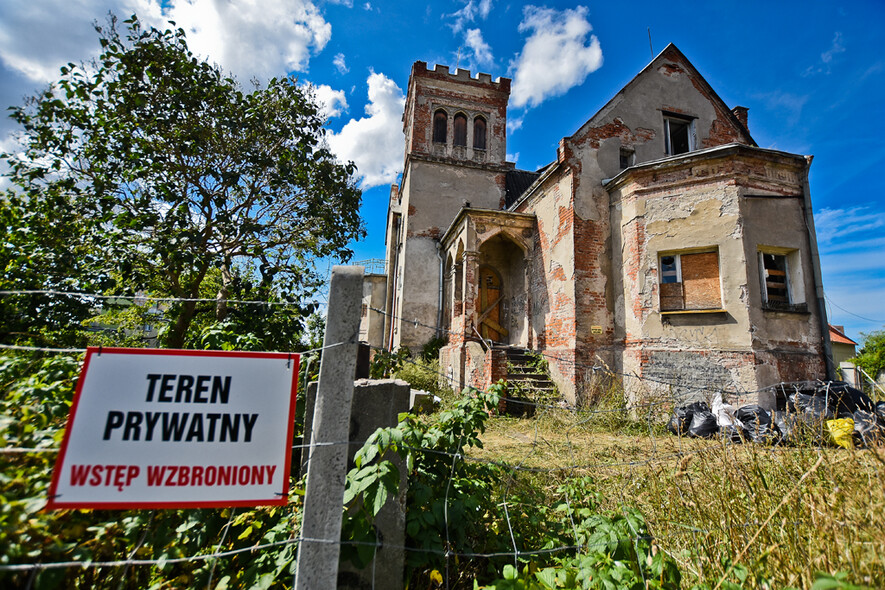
left=732, top=106, right=749, bottom=132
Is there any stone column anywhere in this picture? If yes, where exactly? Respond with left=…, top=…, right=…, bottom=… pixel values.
left=462, top=250, right=480, bottom=338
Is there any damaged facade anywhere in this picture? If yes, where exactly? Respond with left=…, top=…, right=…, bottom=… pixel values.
left=366, top=44, right=833, bottom=407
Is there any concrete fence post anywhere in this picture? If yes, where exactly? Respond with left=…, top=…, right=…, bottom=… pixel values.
left=295, top=266, right=364, bottom=590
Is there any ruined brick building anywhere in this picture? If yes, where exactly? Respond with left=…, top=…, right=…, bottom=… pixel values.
left=364, top=44, right=833, bottom=407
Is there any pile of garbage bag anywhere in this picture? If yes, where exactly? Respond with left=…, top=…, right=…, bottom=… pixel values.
left=668, top=381, right=885, bottom=448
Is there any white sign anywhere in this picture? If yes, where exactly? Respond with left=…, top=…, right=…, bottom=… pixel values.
left=48, top=347, right=299, bottom=509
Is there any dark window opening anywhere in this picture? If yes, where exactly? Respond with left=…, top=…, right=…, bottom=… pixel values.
left=761, top=253, right=789, bottom=303
left=664, top=116, right=693, bottom=155
left=473, top=117, right=487, bottom=150
left=619, top=148, right=634, bottom=169
left=433, top=110, right=447, bottom=143
left=453, top=113, right=467, bottom=146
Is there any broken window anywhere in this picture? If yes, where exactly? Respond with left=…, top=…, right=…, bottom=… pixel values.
left=433, top=110, right=447, bottom=143
left=659, top=251, right=722, bottom=311
left=473, top=116, right=487, bottom=150
left=453, top=113, right=468, bottom=146
left=664, top=114, right=695, bottom=155
left=619, top=147, right=635, bottom=169
left=761, top=253, right=789, bottom=303
left=759, top=250, right=805, bottom=311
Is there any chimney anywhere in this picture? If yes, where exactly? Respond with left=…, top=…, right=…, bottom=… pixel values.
left=732, top=106, right=749, bottom=132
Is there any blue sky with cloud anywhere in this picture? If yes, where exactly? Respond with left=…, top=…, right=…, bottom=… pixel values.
left=1, top=0, right=883, bottom=341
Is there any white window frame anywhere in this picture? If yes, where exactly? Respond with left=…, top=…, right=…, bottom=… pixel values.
left=663, top=114, right=696, bottom=155
left=659, top=254, right=681, bottom=283
left=758, top=248, right=806, bottom=310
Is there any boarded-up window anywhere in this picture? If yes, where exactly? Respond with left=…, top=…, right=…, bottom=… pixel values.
left=433, top=110, right=447, bottom=143
left=659, top=251, right=721, bottom=311
left=682, top=252, right=721, bottom=309
left=454, top=113, right=467, bottom=146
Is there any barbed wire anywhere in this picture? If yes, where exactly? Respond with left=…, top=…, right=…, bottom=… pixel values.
left=0, top=502, right=866, bottom=574
left=1, top=303, right=878, bottom=585
left=0, top=338, right=347, bottom=357
left=0, top=289, right=315, bottom=307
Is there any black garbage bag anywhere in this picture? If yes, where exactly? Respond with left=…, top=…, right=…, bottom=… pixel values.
left=788, top=392, right=834, bottom=421
left=771, top=411, right=798, bottom=443
left=853, top=410, right=885, bottom=447
left=720, top=424, right=747, bottom=443
left=825, top=381, right=875, bottom=415
left=734, top=405, right=778, bottom=444
left=668, top=402, right=710, bottom=436
left=876, top=401, right=885, bottom=423
left=688, top=409, right=719, bottom=438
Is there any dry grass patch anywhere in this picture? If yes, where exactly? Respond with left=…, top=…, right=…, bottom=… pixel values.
left=470, top=411, right=885, bottom=588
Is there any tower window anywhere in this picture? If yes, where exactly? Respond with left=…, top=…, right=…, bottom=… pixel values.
left=433, top=110, right=447, bottom=143
left=453, top=113, right=467, bottom=146
left=473, top=116, right=487, bottom=150
left=664, top=114, right=695, bottom=155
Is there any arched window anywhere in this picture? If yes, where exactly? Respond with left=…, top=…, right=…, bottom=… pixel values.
left=473, top=116, right=487, bottom=150
left=433, top=110, right=447, bottom=143
left=453, top=113, right=467, bottom=146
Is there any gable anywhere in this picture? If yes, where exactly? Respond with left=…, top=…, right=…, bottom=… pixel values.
left=567, top=44, right=755, bottom=170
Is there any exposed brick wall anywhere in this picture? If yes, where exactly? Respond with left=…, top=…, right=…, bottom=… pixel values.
left=570, top=117, right=656, bottom=151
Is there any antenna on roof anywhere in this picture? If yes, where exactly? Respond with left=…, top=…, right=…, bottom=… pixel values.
left=648, top=27, right=653, bottom=58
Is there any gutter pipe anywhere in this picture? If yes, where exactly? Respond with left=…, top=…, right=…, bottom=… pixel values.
left=801, top=155, right=835, bottom=380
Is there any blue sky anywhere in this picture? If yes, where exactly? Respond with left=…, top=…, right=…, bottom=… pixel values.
left=1, top=0, right=883, bottom=343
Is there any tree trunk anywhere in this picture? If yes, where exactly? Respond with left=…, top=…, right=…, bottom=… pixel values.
left=166, top=299, right=198, bottom=349
left=216, top=260, right=231, bottom=322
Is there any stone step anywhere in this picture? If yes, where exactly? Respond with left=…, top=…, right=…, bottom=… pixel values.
left=505, top=380, right=556, bottom=392
left=506, top=373, right=552, bottom=381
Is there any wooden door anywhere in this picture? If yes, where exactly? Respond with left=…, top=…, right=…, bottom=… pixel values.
left=477, top=266, right=508, bottom=342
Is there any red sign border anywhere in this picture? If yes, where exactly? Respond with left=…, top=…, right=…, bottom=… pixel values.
left=47, top=347, right=300, bottom=510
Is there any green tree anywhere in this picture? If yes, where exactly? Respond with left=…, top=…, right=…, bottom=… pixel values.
left=850, top=328, right=885, bottom=382
left=2, top=15, right=363, bottom=348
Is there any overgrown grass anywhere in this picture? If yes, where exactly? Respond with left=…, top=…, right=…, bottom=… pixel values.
left=471, top=399, right=885, bottom=589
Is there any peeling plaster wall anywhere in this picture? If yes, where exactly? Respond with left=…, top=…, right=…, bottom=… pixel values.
left=359, top=274, right=388, bottom=348
left=516, top=170, right=581, bottom=403
left=607, top=149, right=826, bottom=406
left=390, top=62, right=511, bottom=349
left=740, top=188, right=826, bottom=387
left=569, top=45, right=753, bottom=183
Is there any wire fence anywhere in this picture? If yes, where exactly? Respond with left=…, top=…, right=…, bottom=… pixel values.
left=1, top=296, right=884, bottom=589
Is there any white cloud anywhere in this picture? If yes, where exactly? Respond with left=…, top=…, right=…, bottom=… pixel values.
left=0, top=1, right=154, bottom=83
left=506, top=152, right=519, bottom=164
left=754, top=90, right=808, bottom=126
left=449, top=0, right=493, bottom=33
left=307, top=83, right=348, bottom=119
left=814, top=204, right=885, bottom=337
left=0, top=1, right=332, bottom=87
left=363, top=2, right=372, bottom=10
left=465, top=29, right=493, bottom=66
left=814, top=206, right=885, bottom=247
left=803, top=31, right=846, bottom=76
left=163, top=0, right=331, bottom=81
left=334, top=53, right=349, bottom=74
left=507, top=114, right=524, bottom=133
left=821, top=31, right=845, bottom=64
left=327, top=72, right=405, bottom=189
left=509, top=5, right=602, bottom=109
